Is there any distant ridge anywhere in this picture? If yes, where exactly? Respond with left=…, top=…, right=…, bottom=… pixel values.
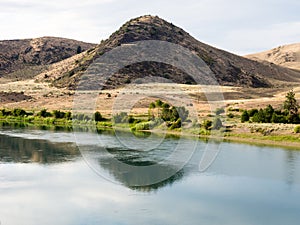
left=0, top=37, right=96, bottom=79
left=245, top=43, right=300, bottom=71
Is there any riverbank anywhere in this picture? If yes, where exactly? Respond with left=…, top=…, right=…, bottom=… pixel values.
left=1, top=115, right=299, bottom=150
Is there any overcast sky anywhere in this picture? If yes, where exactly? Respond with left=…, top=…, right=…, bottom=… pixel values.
left=0, top=0, right=299, bottom=55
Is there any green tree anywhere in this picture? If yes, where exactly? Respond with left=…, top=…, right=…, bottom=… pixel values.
left=241, top=110, right=249, bottom=123
left=252, top=109, right=265, bottom=123
left=113, top=112, right=128, bottom=123
left=149, top=102, right=156, bottom=118
left=212, top=117, right=223, bottom=130
left=215, top=108, right=225, bottom=116
left=76, top=46, right=82, bottom=54
left=155, top=99, right=163, bottom=117
left=248, top=109, right=258, bottom=117
left=284, top=90, right=299, bottom=123
left=170, top=106, right=180, bottom=122
left=176, top=106, right=189, bottom=122
left=264, top=105, right=274, bottom=123
left=94, top=111, right=103, bottom=122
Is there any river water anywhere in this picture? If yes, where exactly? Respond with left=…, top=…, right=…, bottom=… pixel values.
left=0, top=125, right=300, bottom=225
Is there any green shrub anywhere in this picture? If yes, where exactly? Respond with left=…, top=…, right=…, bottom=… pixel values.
left=24, top=116, right=35, bottom=123
left=202, top=120, right=212, bottom=130
left=248, top=109, right=258, bottom=117
left=65, top=112, right=72, bottom=120
left=294, top=126, right=300, bottom=133
left=170, top=118, right=182, bottom=129
left=133, top=122, right=151, bottom=131
left=228, top=107, right=239, bottom=112
left=52, top=110, right=66, bottom=119
left=149, top=100, right=189, bottom=122
left=37, top=109, right=52, bottom=118
left=12, top=108, right=27, bottom=117
left=128, top=115, right=135, bottom=124
left=241, top=110, right=249, bottom=123
left=227, top=113, right=235, bottom=118
left=0, top=109, right=12, bottom=116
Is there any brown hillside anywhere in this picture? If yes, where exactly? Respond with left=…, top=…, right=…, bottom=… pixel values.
left=49, top=15, right=300, bottom=90
left=0, top=37, right=96, bottom=80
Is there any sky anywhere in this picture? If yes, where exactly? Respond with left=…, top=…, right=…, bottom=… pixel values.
left=0, top=0, right=299, bottom=55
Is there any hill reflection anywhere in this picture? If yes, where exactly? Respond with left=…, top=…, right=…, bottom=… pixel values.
left=0, top=134, right=80, bottom=163
left=89, top=145, right=187, bottom=192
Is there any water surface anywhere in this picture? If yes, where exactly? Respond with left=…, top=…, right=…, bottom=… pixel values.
left=0, top=126, right=300, bottom=225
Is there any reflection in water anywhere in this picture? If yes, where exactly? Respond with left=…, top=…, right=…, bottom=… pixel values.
left=285, top=150, right=297, bottom=187
left=99, top=146, right=185, bottom=192
left=0, top=134, right=80, bottom=164
left=1, top=127, right=300, bottom=192
left=0, top=129, right=186, bottom=192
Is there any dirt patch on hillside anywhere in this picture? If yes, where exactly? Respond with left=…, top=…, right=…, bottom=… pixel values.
left=0, top=91, right=32, bottom=103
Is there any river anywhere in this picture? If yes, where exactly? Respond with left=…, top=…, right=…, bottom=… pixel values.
left=0, top=124, right=300, bottom=225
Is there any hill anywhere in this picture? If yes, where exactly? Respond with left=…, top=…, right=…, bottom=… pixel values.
left=0, top=37, right=96, bottom=80
left=245, top=43, right=300, bottom=71
left=41, top=15, right=300, bottom=90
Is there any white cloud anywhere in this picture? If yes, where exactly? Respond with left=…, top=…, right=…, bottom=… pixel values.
left=0, top=0, right=299, bottom=53
left=223, top=21, right=300, bottom=55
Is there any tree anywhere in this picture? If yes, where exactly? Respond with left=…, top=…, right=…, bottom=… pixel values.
left=252, top=109, right=265, bottom=123
left=176, top=106, right=189, bottom=122
left=241, top=110, right=249, bottom=123
left=264, top=105, right=274, bottom=123
left=248, top=109, right=258, bottom=117
left=155, top=99, right=163, bottom=117
left=94, top=111, right=103, bottom=122
left=148, top=102, right=156, bottom=118
left=212, top=117, right=223, bottom=130
left=215, top=108, right=225, bottom=116
left=113, top=112, right=128, bottom=123
left=284, top=90, right=299, bottom=123
left=76, top=46, right=82, bottom=54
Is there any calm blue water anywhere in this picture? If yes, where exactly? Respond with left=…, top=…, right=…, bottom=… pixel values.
left=0, top=125, right=300, bottom=225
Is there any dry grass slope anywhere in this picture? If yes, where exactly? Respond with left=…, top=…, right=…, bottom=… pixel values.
left=246, top=43, right=300, bottom=71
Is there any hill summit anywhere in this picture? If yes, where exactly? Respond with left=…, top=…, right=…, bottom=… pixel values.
left=28, top=16, right=300, bottom=89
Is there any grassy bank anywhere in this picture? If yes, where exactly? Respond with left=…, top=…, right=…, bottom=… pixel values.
left=1, top=110, right=300, bottom=150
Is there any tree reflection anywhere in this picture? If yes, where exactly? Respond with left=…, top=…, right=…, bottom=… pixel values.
left=0, top=134, right=80, bottom=163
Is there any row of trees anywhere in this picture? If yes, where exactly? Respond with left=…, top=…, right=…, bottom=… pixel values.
left=241, top=90, right=300, bottom=124
left=0, top=108, right=105, bottom=122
